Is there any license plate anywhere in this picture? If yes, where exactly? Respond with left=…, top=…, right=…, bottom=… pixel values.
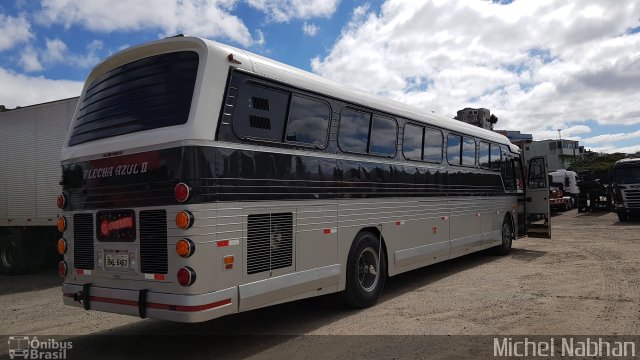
left=105, top=251, right=130, bottom=269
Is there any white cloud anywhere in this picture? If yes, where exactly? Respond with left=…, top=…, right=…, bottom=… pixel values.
left=37, top=0, right=254, bottom=46
left=248, top=0, right=340, bottom=22
left=0, top=68, right=82, bottom=108
left=581, top=130, right=640, bottom=144
left=0, top=14, right=33, bottom=51
left=311, top=0, right=640, bottom=140
left=302, top=22, right=319, bottom=36
left=18, top=38, right=105, bottom=72
left=586, top=144, right=640, bottom=155
left=19, top=47, right=44, bottom=72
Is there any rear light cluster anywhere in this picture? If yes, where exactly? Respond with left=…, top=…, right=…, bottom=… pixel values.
left=57, top=238, right=67, bottom=255
left=174, top=182, right=191, bottom=203
left=175, top=210, right=194, bottom=230
left=58, top=261, right=67, bottom=277
left=57, top=193, right=67, bottom=209
left=177, top=267, right=196, bottom=286
left=176, top=239, right=195, bottom=258
left=57, top=216, right=66, bottom=232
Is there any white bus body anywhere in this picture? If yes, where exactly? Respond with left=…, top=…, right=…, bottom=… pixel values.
left=59, top=37, right=548, bottom=322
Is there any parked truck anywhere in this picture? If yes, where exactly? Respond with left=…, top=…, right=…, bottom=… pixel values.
left=549, top=169, right=579, bottom=205
left=0, top=97, right=79, bottom=274
left=613, top=158, right=640, bottom=221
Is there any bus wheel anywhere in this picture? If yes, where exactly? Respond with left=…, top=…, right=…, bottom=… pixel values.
left=494, top=218, right=513, bottom=256
left=343, top=231, right=386, bottom=308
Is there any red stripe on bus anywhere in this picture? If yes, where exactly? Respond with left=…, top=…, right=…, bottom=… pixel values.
left=63, top=292, right=231, bottom=313
left=217, top=240, right=229, bottom=247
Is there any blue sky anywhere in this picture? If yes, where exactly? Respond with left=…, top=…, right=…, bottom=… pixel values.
left=1, top=0, right=639, bottom=154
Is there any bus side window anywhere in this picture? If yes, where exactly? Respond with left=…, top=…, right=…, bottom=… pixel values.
left=424, top=128, right=443, bottom=163
left=284, top=95, right=331, bottom=147
left=447, top=134, right=462, bottom=165
left=338, top=108, right=370, bottom=154
left=461, top=136, right=476, bottom=167
left=503, top=157, right=517, bottom=190
left=490, top=144, right=501, bottom=171
left=403, top=123, right=424, bottom=160
left=479, top=142, right=490, bottom=168
left=233, top=83, right=290, bottom=142
left=369, top=115, right=397, bottom=156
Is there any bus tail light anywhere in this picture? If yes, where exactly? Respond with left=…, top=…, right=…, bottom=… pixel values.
left=57, top=238, right=67, bottom=255
left=58, top=261, right=67, bottom=277
left=174, top=182, right=191, bottom=203
left=57, top=216, right=66, bottom=232
left=177, top=267, right=196, bottom=286
left=175, top=210, right=194, bottom=230
left=176, top=239, right=195, bottom=258
left=57, top=194, right=67, bottom=209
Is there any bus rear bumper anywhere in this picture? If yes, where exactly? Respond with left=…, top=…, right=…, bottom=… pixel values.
left=62, top=283, right=237, bottom=323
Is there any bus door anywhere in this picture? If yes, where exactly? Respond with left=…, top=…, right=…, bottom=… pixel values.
left=524, top=156, right=551, bottom=238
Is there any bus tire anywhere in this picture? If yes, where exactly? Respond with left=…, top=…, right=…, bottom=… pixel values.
left=0, top=237, right=28, bottom=275
left=494, top=218, right=513, bottom=256
left=343, top=231, right=386, bottom=308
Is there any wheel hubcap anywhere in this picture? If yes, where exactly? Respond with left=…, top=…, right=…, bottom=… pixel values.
left=357, top=247, right=379, bottom=292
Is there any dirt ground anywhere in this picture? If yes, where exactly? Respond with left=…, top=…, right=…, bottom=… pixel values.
left=1, top=210, right=639, bottom=358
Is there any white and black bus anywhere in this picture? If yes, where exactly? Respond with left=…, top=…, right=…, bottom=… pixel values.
left=58, top=36, right=549, bottom=322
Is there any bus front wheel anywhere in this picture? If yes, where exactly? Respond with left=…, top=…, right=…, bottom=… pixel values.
left=494, top=218, right=513, bottom=256
left=343, top=231, right=387, bottom=308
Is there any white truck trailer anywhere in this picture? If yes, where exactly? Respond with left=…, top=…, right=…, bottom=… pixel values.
left=0, top=97, right=79, bottom=274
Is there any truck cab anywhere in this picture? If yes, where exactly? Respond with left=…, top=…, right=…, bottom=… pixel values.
left=613, top=158, right=640, bottom=221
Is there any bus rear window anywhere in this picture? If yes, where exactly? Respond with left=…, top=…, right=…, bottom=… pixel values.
left=68, top=51, right=199, bottom=146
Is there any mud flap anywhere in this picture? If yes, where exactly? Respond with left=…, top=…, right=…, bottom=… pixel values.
left=82, top=283, right=92, bottom=310
left=138, top=289, right=148, bottom=319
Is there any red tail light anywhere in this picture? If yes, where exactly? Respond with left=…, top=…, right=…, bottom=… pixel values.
left=58, top=261, right=67, bottom=277
left=174, top=182, right=191, bottom=203
left=57, top=194, right=66, bottom=209
left=177, top=267, right=196, bottom=286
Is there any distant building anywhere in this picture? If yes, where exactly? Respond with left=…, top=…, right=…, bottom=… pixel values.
left=494, top=130, right=533, bottom=148
left=455, top=108, right=492, bottom=130
left=522, top=139, right=586, bottom=171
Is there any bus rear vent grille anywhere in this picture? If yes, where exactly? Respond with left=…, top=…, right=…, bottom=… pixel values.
left=73, top=213, right=94, bottom=270
left=246, top=213, right=293, bottom=275
left=140, top=210, right=168, bottom=274
left=249, top=115, right=271, bottom=130
left=251, top=96, right=270, bottom=111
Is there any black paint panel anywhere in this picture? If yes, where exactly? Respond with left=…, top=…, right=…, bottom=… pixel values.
left=62, top=146, right=505, bottom=210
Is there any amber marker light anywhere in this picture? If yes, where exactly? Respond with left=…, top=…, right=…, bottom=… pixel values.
left=57, top=238, right=67, bottom=255
left=57, top=216, right=67, bottom=232
left=223, top=255, right=234, bottom=270
left=58, top=261, right=67, bottom=277
left=175, top=210, right=194, bottom=230
left=176, top=238, right=195, bottom=258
